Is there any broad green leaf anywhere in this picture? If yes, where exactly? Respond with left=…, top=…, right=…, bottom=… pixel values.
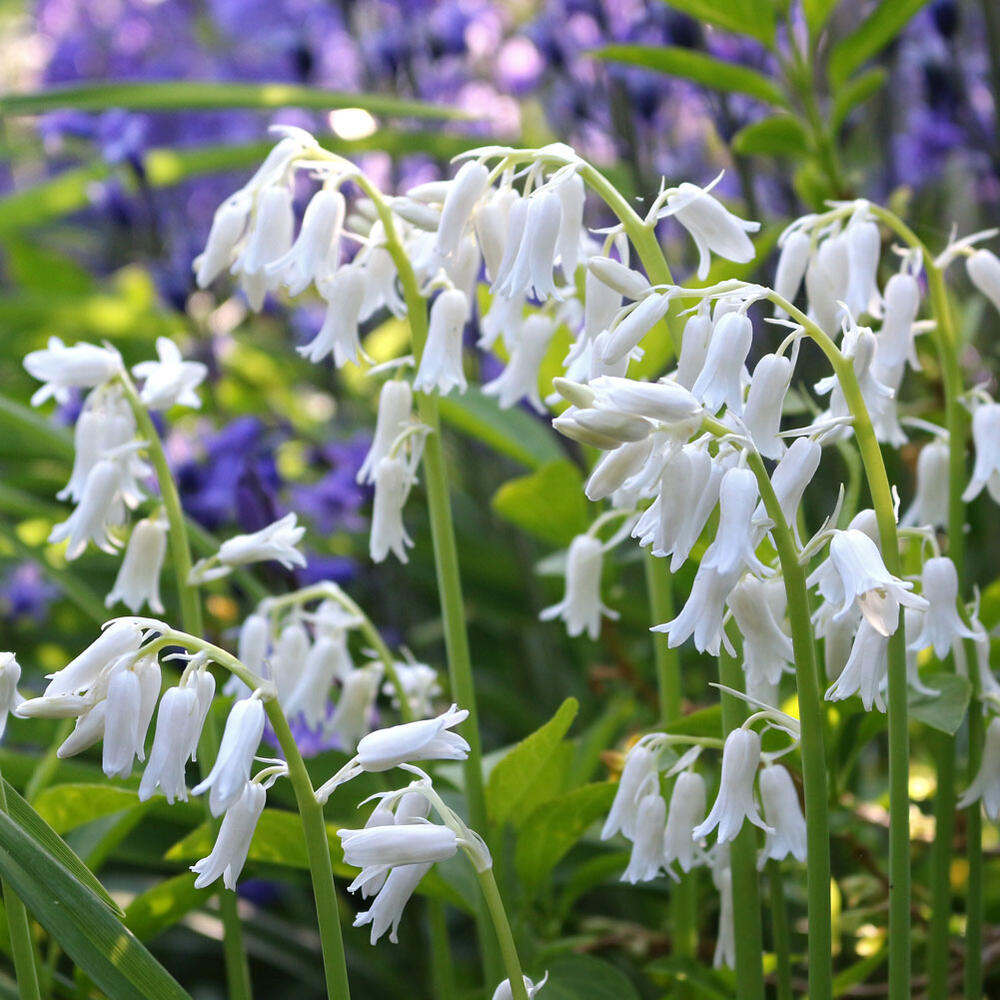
left=1, top=779, right=121, bottom=915
left=646, top=955, right=734, bottom=998
left=0, top=393, right=74, bottom=460
left=909, top=673, right=972, bottom=735
left=542, top=954, right=641, bottom=1000
left=439, top=388, right=563, bottom=470
left=831, top=67, right=888, bottom=130
left=828, top=0, right=932, bottom=88
left=0, top=809, right=190, bottom=1000
left=124, top=873, right=204, bottom=942
left=803, top=0, right=839, bottom=38
left=653, top=0, right=776, bottom=48
left=595, top=46, right=787, bottom=107
left=0, top=81, right=463, bottom=120
left=32, top=783, right=141, bottom=834
left=486, top=697, right=578, bottom=827
left=662, top=704, right=723, bottom=739
left=515, top=782, right=615, bottom=888
left=491, top=461, right=588, bottom=547
left=732, top=115, right=810, bottom=157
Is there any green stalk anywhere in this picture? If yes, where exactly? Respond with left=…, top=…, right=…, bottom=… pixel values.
left=767, top=859, right=793, bottom=1000
left=476, top=869, right=530, bottom=1000
left=427, top=899, right=457, bottom=1000
left=717, top=640, right=765, bottom=1000
left=118, top=375, right=253, bottom=1000
left=0, top=769, right=41, bottom=1000
left=965, top=710, right=984, bottom=1000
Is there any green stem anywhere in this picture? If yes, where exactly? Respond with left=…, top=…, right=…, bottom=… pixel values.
left=0, top=770, right=41, bottom=1000
left=965, top=709, right=984, bottom=1000
left=427, top=899, right=457, bottom=1000
left=267, top=704, right=352, bottom=1000
left=767, top=859, right=793, bottom=1000
left=718, top=640, right=765, bottom=1000
left=745, top=447, right=832, bottom=1000
left=476, top=869, right=529, bottom=1000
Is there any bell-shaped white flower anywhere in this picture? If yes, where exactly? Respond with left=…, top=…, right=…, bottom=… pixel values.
left=622, top=792, right=667, bottom=883
left=741, top=353, right=792, bottom=459
left=702, top=468, right=770, bottom=578
left=57, top=702, right=107, bottom=758
left=357, top=381, right=415, bottom=485
left=224, top=611, right=270, bottom=700
left=602, top=742, right=659, bottom=841
left=298, top=264, right=367, bottom=367
left=773, top=229, right=810, bottom=316
left=664, top=181, right=760, bottom=280
left=359, top=244, right=404, bottom=321
left=413, top=289, right=469, bottom=396
left=24, top=337, right=122, bottom=407
left=958, top=715, right=1000, bottom=818
left=105, top=514, right=168, bottom=614
left=907, top=557, right=976, bottom=658
left=231, top=185, right=294, bottom=310
left=194, top=191, right=251, bottom=288
left=132, top=338, right=207, bottom=410
left=474, top=187, right=519, bottom=283
left=0, top=654, right=25, bottom=740
left=963, top=402, right=1000, bottom=504
left=663, top=770, right=706, bottom=876
left=555, top=172, right=585, bottom=279
left=898, top=438, right=948, bottom=530
left=338, top=823, right=458, bottom=888
left=209, top=513, right=307, bottom=578
left=540, top=534, right=617, bottom=640
left=693, top=728, right=768, bottom=843
left=601, top=294, right=673, bottom=366
left=713, top=863, right=736, bottom=970
left=903, top=607, right=940, bottom=697
left=49, top=457, right=128, bottom=561
left=654, top=562, right=739, bottom=656
left=728, top=576, right=793, bottom=689
left=192, top=696, right=266, bottom=816
left=483, top=314, right=555, bottom=412
left=825, top=618, right=888, bottom=712
left=589, top=375, right=702, bottom=426
left=496, top=191, right=563, bottom=302
left=272, top=618, right=311, bottom=706
left=192, top=781, right=267, bottom=890
left=757, top=437, right=822, bottom=534
left=139, top=683, right=201, bottom=803
left=586, top=438, right=654, bottom=503
left=844, top=213, right=881, bottom=317
left=355, top=705, right=469, bottom=773
left=878, top=272, right=921, bottom=370
left=327, top=665, right=382, bottom=752
left=587, top=256, right=651, bottom=300
left=553, top=406, right=654, bottom=450
left=674, top=303, right=713, bottom=390
left=583, top=265, right=622, bottom=343
left=354, top=859, right=432, bottom=945
left=370, top=455, right=415, bottom=564
left=42, top=621, right=144, bottom=699
left=492, top=973, right=548, bottom=1000
left=284, top=631, right=354, bottom=727
left=435, top=161, right=490, bottom=260
left=268, top=187, right=345, bottom=296
left=102, top=667, right=143, bottom=779
left=757, top=765, right=807, bottom=868
left=382, top=662, right=441, bottom=719
left=966, top=248, right=1000, bottom=313
left=691, top=312, right=753, bottom=415
left=805, top=235, right=848, bottom=334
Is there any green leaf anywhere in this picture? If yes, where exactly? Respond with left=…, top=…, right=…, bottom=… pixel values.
left=486, top=697, right=578, bottom=827
left=909, top=673, right=972, bottom=735
left=439, top=388, right=564, bottom=470
left=515, top=783, right=615, bottom=889
left=646, top=955, right=735, bottom=998
left=491, top=461, right=588, bottom=547
left=831, top=67, right=888, bottom=130
left=32, top=783, right=142, bottom=834
left=1, top=780, right=121, bottom=915
left=542, top=954, right=641, bottom=1000
left=124, top=873, right=204, bottom=942
left=803, top=0, right=839, bottom=38
left=653, top=0, right=776, bottom=48
left=828, top=0, right=932, bottom=88
left=662, top=704, right=723, bottom=739
left=0, top=808, right=190, bottom=1000
left=732, top=114, right=810, bottom=157
left=595, top=46, right=787, bottom=106
left=0, top=81, right=463, bottom=120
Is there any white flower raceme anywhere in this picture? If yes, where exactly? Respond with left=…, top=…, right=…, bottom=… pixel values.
left=191, top=513, right=307, bottom=582
left=298, top=264, right=367, bottom=367
left=24, top=337, right=122, bottom=407
left=907, top=557, right=976, bottom=658
left=963, top=402, right=1000, bottom=503
left=692, top=728, right=769, bottom=843
left=192, top=696, right=266, bottom=816
left=0, top=654, right=24, bottom=739
left=966, top=248, right=1000, bottom=313
left=701, top=468, right=770, bottom=578
left=602, top=741, right=659, bottom=841
left=491, top=973, right=548, bottom=1000
left=663, top=770, right=706, bottom=876
left=959, top=716, right=1000, bottom=818
left=413, top=288, right=469, bottom=395
left=825, top=619, right=888, bottom=712
left=132, top=338, right=207, bottom=410
left=808, top=528, right=927, bottom=636
left=741, top=353, right=792, bottom=459
left=105, top=514, right=168, bottom=614
left=357, top=381, right=415, bottom=485
left=663, top=181, right=760, bottom=280
left=727, top=576, right=793, bottom=689
left=757, top=765, right=807, bottom=868
left=483, top=314, right=556, bottom=412
left=231, top=185, right=294, bottom=310
left=622, top=792, right=667, bottom=884
left=192, top=781, right=267, bottom=890
left=653, top=562, right=739, bottom=656
left=691, top=312, right=753, bottom=415
left=540, top=534, right=617, bottom=640
left=370, top=455, right=415, bottom=564
left=268, top=186, right=346, bottom=296
left=901, top=438, right=949, bottom=527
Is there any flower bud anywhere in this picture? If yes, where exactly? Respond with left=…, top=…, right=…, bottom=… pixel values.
left=742, top=353, right=792, bottom=459
left=663, top=770, right=706, bottom=875
left=105, top=515, right=168, bottom=614
left=691, top=312, right=752, bottom=415
left=622, top=792, right=667, bottom=883
left=692, top=727, right=768, bottom=842
left=414, top=289, right=469, bottom=396
left=758, top=765, right=807, bottom=867
left=967, top=249, right=1000, bottom=313
left=540, top=534, right=617, bottom=640
left=587, top=257, right=651, bottom=299
left=435, top=161, right=490, bottom=260
left=773, top=229, right=810, bottom=315
left=601, top=294, right=672, bottom=366
left=370, top=456, right=414, bottom=564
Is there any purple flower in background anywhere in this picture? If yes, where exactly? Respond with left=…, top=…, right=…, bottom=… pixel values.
left=0, top=563, right=60, bottom=623
left=293, top=434, right=370, bottom=536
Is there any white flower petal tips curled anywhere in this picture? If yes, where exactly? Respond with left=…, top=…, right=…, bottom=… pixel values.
left=539, top=534, right=618, bottom=640
left=132, top=337, right=207, bottom=410
left=663, top=770, right=706, bottom=876
left=757, top=765, right=807, bottom=868
left=413, top=288, right=469, bottom=396
left=692, top=728, right=769, bottom=843
left=963, top=402, right=1000, bottom=504
left=0, top=654, right=24, bottom=740
left=492, top=973, right=548, bottom=1000
left=105, top=514, right=168, bottom=614
left=24, top=337, right=122, bottom=407
left=191, top=781, right=267, bottom=890
left=958, top=716, right=1000, bottom=819
left=191, top=514, right=307, bottom=583
left=621, top=792, right=667, bottom=883
left=192, top=696, right=266, bottom=816
left=356, top=705, right=470, bottom=772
